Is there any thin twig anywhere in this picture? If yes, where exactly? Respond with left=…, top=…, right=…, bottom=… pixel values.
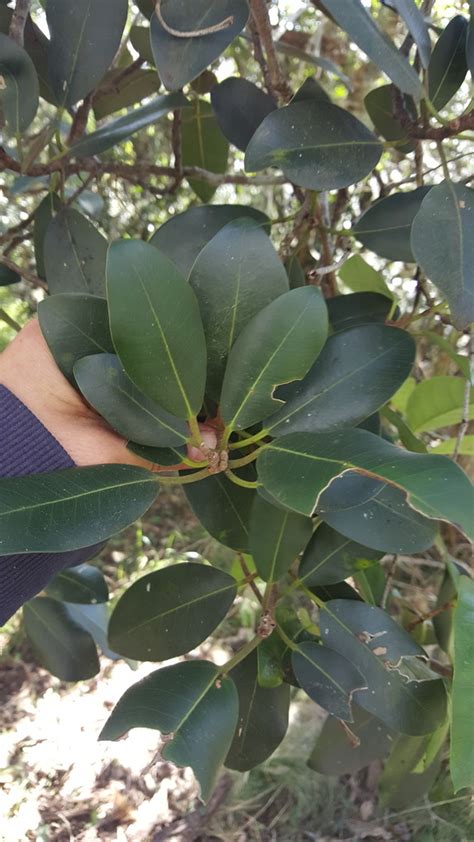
left=238, top=554, right=264, bottom=606
left=0, top=308, right=21, bottom=332
left=8, top=0, right=30, bottom=46
left=249, top=0, right=292, bottom=103
left=155, top=0, right=233, bottom=38
left=381, top=555, right=397, bottom=609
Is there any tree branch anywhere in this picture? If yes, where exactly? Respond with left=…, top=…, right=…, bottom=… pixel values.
left=249, top=0, right=292, bottom=103
left=8, top=0, right=30, bottom=46
left=0, top=255, right=47, bottom=290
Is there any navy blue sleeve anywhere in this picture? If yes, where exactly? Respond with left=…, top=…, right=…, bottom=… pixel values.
left=0, top=385, right=102, bottom=626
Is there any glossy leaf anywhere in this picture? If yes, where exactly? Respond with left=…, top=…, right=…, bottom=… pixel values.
left=71, top=92, right=190, bottom=158
left=46, top=563, right=109, bottom=604
left=245, top=100, right=382, bottom=191
left=74, top=354, right=188, bottom=448
left=108, top=562, right=236, bottom=661
left=257, top=632, right=286, bottom=688
left=225, top=651, right=290, bottom=771
left=364, top=84, right=415, bottom=153
left=326, top=292, right=394, bottom=332
left=285, top=255, right=305, bottom=289
left=99, top=660, right=239, bottom=802
left=93, top=68, right=160, bottom=120
left=0, top=465, right=158, bottom=555
left=44, top=209, right=107, bottom=297
left=292, top=75, right=331, bottom=104
left=38, top=293, right=114, bottom=383
left=308, top=704, right=394, bottom=775
left=0, top=32, right=39, bottom=133
left=184, top=470, right=256, bottom=552
left=319, top=475, right=438, bottom=554
left=181, top=99, right=229, bottom=202
left=107, top=239, right=207, bottom=419
left=320, top=599, right=448, bottom=734
left=249, top=496, right=313, bottom=583
left=293, top=641, right=365, bottom=721
left=451, top=576, right=474, bottom=793
left=298, top=523, right=382, bottom=587
left=390, top=0, right=431, bottom=68
left=150, top=0, right=249, bottom=91
left=411, top=182, right=474, bottom=329
left=468, top=3, right=474, bottom=77
left=354, top=564, right=386, bottom=606
left=379, top=732, right=444, bottom=809
left=339, top=254, right=393, bottom=300
left=428, top=16, right=468, bottom=110
left=150, top=204, right=268, bottom=278
left=221, top=287, right=328, bottom=431
left=318, top=0, right=423, bottom=97
left=265, top=324, right=415, bottom=437
left=406, top=375, right=474, bottom=433
left=210, top=77, right=276, bottom=151
left=256, top=429, right=474, bottom=540
left=46, top=0, right=128, bottom=107
left=353, top=187, right=430, bottom=262
left=189, top=218, right=288, bottom=399
left=33, top=193, right=61, bottom=279
left=127, top=442, right=187, bottom=467
left=23, top=597, right=99, bottom=681
left=66, top=601, right=118, bottom=661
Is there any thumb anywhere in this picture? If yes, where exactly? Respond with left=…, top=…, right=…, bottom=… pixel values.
left=187, top=424, right=218, bottom=463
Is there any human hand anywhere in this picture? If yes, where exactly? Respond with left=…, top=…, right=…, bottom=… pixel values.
left=0, top=320, right=216, bottom=469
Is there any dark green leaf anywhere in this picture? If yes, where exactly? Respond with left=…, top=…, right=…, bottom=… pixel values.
left=136, top=0, right=154, bottom=18
left=249, top=496, right=313, bottom=583
left=265, top=324, right=415, bottom=437
left=291, top=75, right=331, bottom=104
left=44, top=209, right=107, bottom=296
left=245, top=100, right=382, bottom=191
left=150, top=0, right=249, bottom=91
left=107, top=239, right=207, bottom=419
left=317, top=0, right=423, bottom=97
left=389, top=0, right=431, bottom=68
left=0, top=264, right=20, bottom=285
left=46, top=0, right=128, bottom=107
left=0, top=465, right=158, bottom=555
left=46, top=563, right=109, bottom=604
left=365, top=84, right=416, bottom=153
left=93, top=68, right=160, bottom=120
left=181, top=99, right=229, bottom=202
left=411, top=182, right=474, bottom=329
left=0, top=32, right=39, bottom=133
left=150, top=204, right=268, bottom=278
left=428, top=16, right=468, bottom=110
left=66, top=601, right=118, bottom=661
left=285, top=255, right=305, bottom=289
left=74, top=354, right=188, bottom=448
left=298, top=523, right=382, bottom=587
left=381, top=407, right=428, bottom=453
left=221, top=287, right=328, bottom=431
left=256, top=429, right=474, bottom=540
left=210, top=77, right=276, bottom=151
left=354, top=563, right=386, bottom=606
left=99, top=660, right=238, bottom=802
left=451, top=575, right=474, bottom=793
left=327, top=292, right=395, bottom=332
left=189, top=218, right=288, bottom=399
left=308, top=704, right=394, bottom=775
left=225, top=650, right=290, bottom=771
left=319, top=475, right=438, bottom=554
left=38, top=293, right=114, bottom=382
left=184, top=470, right=256, bottom=552
left=353, top=187, right=430, bottom=262
left=468, top=4, right=474, bottom=76
left=23, top=16, right=55, bottom=103
left=129, top=24, right=155, bottom=65
left=23, top=597, right=99, bottom=681
left=127, top=442, right=187, bottom=467
left=71, top=92, right=190, bottom=157
left=312, top=582, right=362, bottom=603
left=293, top=641, right=365, bottom=720
left=108, top=562, right=237, bottom=660
left=320, top=599, right=448, bottom=734
left=33, top=193, right=61, bottom=279
left=338, top=254, right=394, bottom=300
